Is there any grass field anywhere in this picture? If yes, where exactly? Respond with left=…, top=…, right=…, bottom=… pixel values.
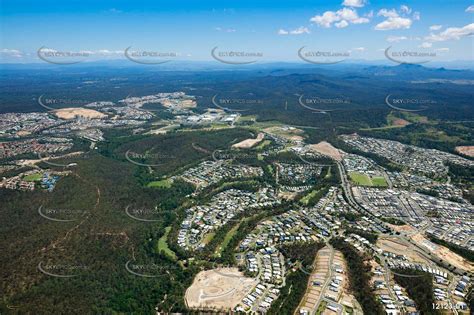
left=216, top=223, right=241, bottom=256
left=157, top=226, right=177, bottom=260
left=300, top=189, right=319, bottom=205
left=371, top=176, right=388, bottom=187
left=349, top=172, right=372, bottom=186
left=202, top=232, right=215, bottom=245
left=349, top=172, right=388, bottom=187
left=147, top=178, right=172, bottom=188
left=23, top=173, right=42, bottom=182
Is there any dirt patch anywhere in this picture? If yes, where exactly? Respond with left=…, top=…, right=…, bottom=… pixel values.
left=232, top=132, right=264, bottom=149
left=53, top=108, right=106, bottom=120
left=455, top=146, right=474, bottom=157
left=308, top=141, right=343, bottom=161
left=392, top=118, right=410, bottom=126
left=185, top=268, right=257, bottom=310
left=411, top=233, right=473, bottom=271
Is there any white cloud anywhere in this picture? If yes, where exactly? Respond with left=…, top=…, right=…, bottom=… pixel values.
left=413, top=12, right=420, bottom=21
left=378, top=9, right=399, bottom=18
left=400, top=5, right=412, bottom=14
left=1, top=49, right=23, bottom=58
left=215, top=27, right=236, bottom=32
left=419, top=42, right=432, bottom=48
left=425, top=23, right=474, bottom=42
left=342, top=0, right=366, bottom=8
left=435, top=48, right=449, bottom=52
left=375, top=16, right=412, bottom=30
left=466, top=5, right=474, bottom=13
left=278, top=27, right=310, bottom=35
left=310, top=11, right=340, bottom=28
left=386, top=35, right=408, bottom=42
left=335, top=20, right=349, bottom=28
left=429, top=25, right=442, bottom=31
left=310, top=7, right=369, bottom=28
left=353, top=47, right=366, bottom=51
left=375, top=8, right=414, bottom=30
left=290, top=26, right=310, bottom=34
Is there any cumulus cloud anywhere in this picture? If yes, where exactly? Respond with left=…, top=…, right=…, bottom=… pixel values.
left=374, top=7, right=418, bottom=30
left=278, top=26, right=310, bottom=35
left=425, top=23, right=474, bottom=42
left=466, top=5, right=474, bottom=13
left=429, top=25, right=442, bottom=31
left=335, top=20, right=349, bottom=28
left=342, top=0, right=366, bottom=8
left=310, top=7, right=369, bottom=28
left=435, top=48, right=450, bottom=52
left=353, top=47, right=366, bottom=51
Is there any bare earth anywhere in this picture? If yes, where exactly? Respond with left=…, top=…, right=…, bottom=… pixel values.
left=411, top=233, right=473, bottom=271
left=308, top=141, right=343, bottom=161
left=392, top=118, right=410, bottom=126
left=185, top=268, right=257, bottom=311
left=455, top=146, right=474, bottom=157
left=53, top=108, right=106, bottom=120
left=232, top=132, right=264, bottom=149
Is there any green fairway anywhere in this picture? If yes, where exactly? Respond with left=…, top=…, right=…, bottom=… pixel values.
left=23, top=173, right=42, bottom=182
left=157, top=227, right=177, bottom=260
left=147, top=178, right=172, bottom=188
left=349, top=172, right=372, bottom=186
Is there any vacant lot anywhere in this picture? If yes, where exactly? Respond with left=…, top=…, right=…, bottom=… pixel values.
left=185, top=268, right=257, bottom=310
left=54, top=108, right=106, bottom=120
left=309, top=141, right=343, bottom=161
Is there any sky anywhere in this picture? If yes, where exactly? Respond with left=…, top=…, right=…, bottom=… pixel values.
left=1, top=0, right=473, bottom=64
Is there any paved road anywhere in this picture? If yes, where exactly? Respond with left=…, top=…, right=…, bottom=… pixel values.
left=312, top=245, right=335, bottom=315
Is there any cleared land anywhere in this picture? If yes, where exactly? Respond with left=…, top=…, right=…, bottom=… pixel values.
left=410, top=233, right=473, bottom=271
left=185, top=268, right=257, bottom=310
left=309, top=141, right=343, bottom=161
left=232, top=132, right=265, bottom=149
left=53, top=108, right=107, bottom=120
left=455, top=145, right=474, bottom=157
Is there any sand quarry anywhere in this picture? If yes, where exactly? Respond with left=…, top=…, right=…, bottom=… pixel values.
left=53, top=108, right=106, bottom=120
left=185, top=267, right=257, bottom=311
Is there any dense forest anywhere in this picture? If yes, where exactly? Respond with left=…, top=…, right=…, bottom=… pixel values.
left=330, top=237, right=385, bottom=315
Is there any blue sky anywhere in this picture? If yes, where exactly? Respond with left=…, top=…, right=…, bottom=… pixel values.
left=1, top=0, right=473, bottom=63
